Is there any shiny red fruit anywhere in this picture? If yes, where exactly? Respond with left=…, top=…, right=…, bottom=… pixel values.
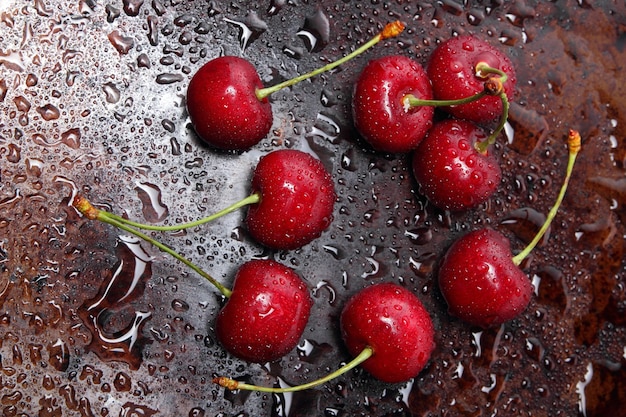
left=427, top=35, right=516, bottom=123
left=215, top=259, right=312, bottom=363
left=352, top=55, right=434, bottom=153
left=187, top=56, right=272, bottom=151
left=412, top=119, right=501, bottom=211
left=438, top=228, right=533, bottom=328
left=340, top=283, right=435, bottom=383
left=246, top=149, right=336, bottom=250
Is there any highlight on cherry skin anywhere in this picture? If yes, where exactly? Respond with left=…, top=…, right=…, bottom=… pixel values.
left=72, top=196, right=314, bottom=364
left=72, top=149, right=336, bottom=251
left=427, top=34, right=517, bottom=124
left=437, top=130, right=581, bottom=328
left=213, top=282, right=435, bottom=393
left=411, top=118, right=502, bottom=211
left=186, top=20, right=406, bottom=151
left=352, top=57, right=510, bottom=154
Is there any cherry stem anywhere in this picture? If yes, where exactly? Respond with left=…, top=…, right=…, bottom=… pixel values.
left=72, top=195, right=232, bottom=298
left=255, top=20, right=406, bottom=100
left=475, top=90, right=509, bottom=154
left=91, top=193, right=261, bottom=232
left=404, top=63, right=508, bottom=109
left=213, top=346, right=374, bottom=393
left=512, top=130, right=582, bottom=266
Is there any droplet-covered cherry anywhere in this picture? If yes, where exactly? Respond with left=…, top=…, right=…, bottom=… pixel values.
left=427, top=35, right=516, bottom=123
left=412, top=119, right=501, bottom=211
left=352, top=55, right=434, bottom=153
left=214, top=282, right=435, bottom=391
left=340, top=283, right=435, bottom=383
left=187, top=21, right=406, bottom=151
left=438, top=228, right=532, bottom=328
left=438, top=130, right=581, bottom=328
left=246, top=149, right=336, bottom=250
left=215, top=259, right=312, bottom=363
left=187, top=56, right=272, bottom=151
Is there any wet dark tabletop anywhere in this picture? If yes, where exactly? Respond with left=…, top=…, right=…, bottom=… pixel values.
left=0, top=1, right=625, bottom=416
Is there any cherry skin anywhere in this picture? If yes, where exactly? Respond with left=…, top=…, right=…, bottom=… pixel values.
left=438, top=228, right=533, bottom=328
left=412, top=119, right=501, bottom=211
left=427, top=35, right=516, bottom=123
left=352, top=55, right=435, bottom=153
left=187, top=56, right=272, bottom=151
left=215, top=259, right=313, bottom=363
left=246, top=149, right=336, bottom=250
left=340, top=283, right=435, bottom=383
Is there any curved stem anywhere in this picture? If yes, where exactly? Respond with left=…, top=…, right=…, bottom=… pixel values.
left=214, top=346, right=374, bottom=393
left=475, top=92, right=510, bottom=154
left=98, top=193, right=261, bottom=232
left=72, top=195, right=232, bottom=298
left=256, top=21, right=405, bottom=100
left=512, top=130, right=581, bottom=266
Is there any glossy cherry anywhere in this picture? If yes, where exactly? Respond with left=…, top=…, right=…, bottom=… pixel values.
left=187, top=21, right=405, bottom=151
left=339, top=283, right=435, bottom=383
left=215, top=259, right=313, bottom=363
left=214, top=282, right=435, bottom=392
left=72, top=197, right=314, bottom=363
left=427, top=35, right=517, bottom=123
left=437, top=130, right=581, bottom=328
left=412, top=119, right=501, bottom=211
left=245, top=149, right=336, bottom=250
left=187, top=56, right=272, bottom=151
left=438, top=228, right=532, bottom=328
left=352, top=55, right=435, bottom=153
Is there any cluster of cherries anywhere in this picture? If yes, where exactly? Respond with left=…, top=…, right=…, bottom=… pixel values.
left=73, top=21, right=581, bottom=394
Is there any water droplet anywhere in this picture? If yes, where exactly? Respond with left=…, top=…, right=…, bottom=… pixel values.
left=77, top=236, right=154, bottom=370
left=122, top=0, right=144, bottom=16
left=224, top=12, right=267, bottom=51
left=102, top=82, right=121, bottom=104
left=135, top=182, right=169, bottom=222
left=297, top=9, right=330, bottom=52
left=36, top=103, right=60, bottom=121
left=108, top=30, right=135, bottom=54
left=61, top=128, right=81, bottom=149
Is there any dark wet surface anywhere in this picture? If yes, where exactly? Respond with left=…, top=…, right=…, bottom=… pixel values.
left=1, top=0, right=625, bottom=416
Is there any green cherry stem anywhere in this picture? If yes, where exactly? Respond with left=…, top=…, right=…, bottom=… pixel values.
left=72, top=195, right=232, bottom=298
left=97, top=193, right=260, bottom=232
left=214, top=346, right=374, bottom=393
left=512, top=129, right=581, bottom=266
left=403, top=61, right=511, bottom=155
left=475, top=89, right=510, bottom=154
left=256, top=20, right=406, bottom=100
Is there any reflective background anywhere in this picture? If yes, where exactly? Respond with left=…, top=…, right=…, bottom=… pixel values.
left=0, top=0, right=625, bottom=416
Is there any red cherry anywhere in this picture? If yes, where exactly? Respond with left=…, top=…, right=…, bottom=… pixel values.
left=187, top=21, right=406, bottom=151
left=215, top=259, right=312, bottom=363
left=438, top=228, right=533, bottom=328
left=246, top=149, right=336, bottom=250
left=352, top=55, right=435, bottom=153
left=412, top=119, right=501, bottom=211
left=437, top=130, right=582, bottom=329
left=427, top=35, right=516, bottom=123
left=187, top=56, right=272, bottom=151
left=340, top=283, right=435, bottom=383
